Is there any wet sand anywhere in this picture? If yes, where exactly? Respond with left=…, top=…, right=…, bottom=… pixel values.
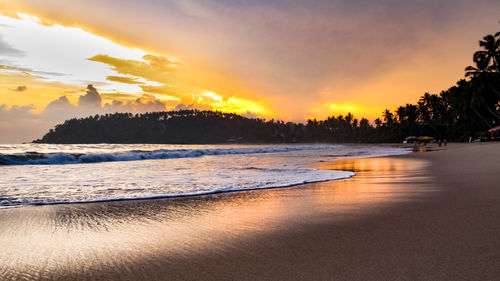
left=0, top=142, right=499, bottom=280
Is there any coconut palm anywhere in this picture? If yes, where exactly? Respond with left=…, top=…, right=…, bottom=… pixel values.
left=382, top=109, right=394, bottom=125
left=465, top=32, right=500, bottom=77
left=418, top=93, right=432, bottom=122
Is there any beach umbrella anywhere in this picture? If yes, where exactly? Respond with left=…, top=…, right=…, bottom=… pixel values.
left=418, top=136, right=435, bottom=141
left=405, top=136, right=419, bottom=141
left=487, top=125, right=500, bottom=133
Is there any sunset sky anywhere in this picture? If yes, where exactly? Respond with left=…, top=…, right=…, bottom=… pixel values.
left=1, top=0, right=499, bottom=142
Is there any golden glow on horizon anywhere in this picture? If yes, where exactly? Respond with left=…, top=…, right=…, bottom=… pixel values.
left=0, top=71, right=82, bottom=113
left=203, top=91, right=223, bottom=103
left=1, top=1, right=496, bottom=132
left=0, top=12, right=275, bottom=118
left=220, top=97, right=272, bottom=116
left=0, top=12, right=148, bottom=96
left=308, top=102, right=383, bottom=121
left=0, top=8, right=425, bottom=124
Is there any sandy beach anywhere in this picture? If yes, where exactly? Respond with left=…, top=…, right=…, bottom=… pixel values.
left=1, top=142, right=499, bottom=280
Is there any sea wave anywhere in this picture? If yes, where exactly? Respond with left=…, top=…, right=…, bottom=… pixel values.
left=0, top=144, right=412, bottom=207
left=0, top=145, right=336, bottom=165
left=0, top=168, right=356, bottom=207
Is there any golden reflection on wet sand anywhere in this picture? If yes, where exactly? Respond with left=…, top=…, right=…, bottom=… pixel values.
left=0, top=156, right=435, bottom=280
left=309, top=157, right=434, bottom=214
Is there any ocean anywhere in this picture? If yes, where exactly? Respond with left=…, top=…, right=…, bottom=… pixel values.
left=0, top=143, right=410, bottom=207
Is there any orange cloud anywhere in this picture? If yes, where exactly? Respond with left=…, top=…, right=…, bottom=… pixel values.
left=0, top=71, right=82, bottom=113
left=106, top=75, right=143, bottom=84
left=139, top=85, right=180, bottom=100
left=88, top=54, right=179, bottom=84
left=4, top=0, right=493, bottom=127
left=308, top=101, right=384, bottom=121
left=88, top=54, right=274, bottom=115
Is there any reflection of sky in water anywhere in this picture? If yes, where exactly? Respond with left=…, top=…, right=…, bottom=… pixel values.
left=0, top=156, right=434, bottom=280
left=0, top=144, right=409, bottom=206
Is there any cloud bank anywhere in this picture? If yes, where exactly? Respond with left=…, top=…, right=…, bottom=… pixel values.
left=0, top=0, right=499, bottom=143
left=0, top=85, right=261, bottom=143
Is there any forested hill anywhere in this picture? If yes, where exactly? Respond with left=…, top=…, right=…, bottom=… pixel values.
left=33, top=110, right=381, bottom=144
left=34, top=73, right=500, bottom=144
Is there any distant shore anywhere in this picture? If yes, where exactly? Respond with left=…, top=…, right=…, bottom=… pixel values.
left=0, top=142, right=499, bottom=280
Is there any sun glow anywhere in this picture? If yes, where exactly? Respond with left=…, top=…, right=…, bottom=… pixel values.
left=0, top=12, right=274, bottom=122
left=2, top=0, right=495, bottom=144
left=203, top=91, right=223, bottom=103
left=310, top=102, right=358, bottom=119
left=0, top=13, right=148, bottom=92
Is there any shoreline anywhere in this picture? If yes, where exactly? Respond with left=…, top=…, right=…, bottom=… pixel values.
left=1, top=173, right=357, bottom=208
left=0, top=142, right=499, bottom=280
left=0, top=143, right=409, bottom=208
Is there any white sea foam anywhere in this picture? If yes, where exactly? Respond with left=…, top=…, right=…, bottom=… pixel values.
left=0, top=145, right=339, bottom=165
left=0, top=144, right=411, bottom=207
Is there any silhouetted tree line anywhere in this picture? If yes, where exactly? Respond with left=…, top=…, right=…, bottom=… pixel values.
left=35, top=32, right=500, bottom=144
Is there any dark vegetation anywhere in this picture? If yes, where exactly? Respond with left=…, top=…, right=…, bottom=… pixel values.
left=35, top=32, right=500, bottom=144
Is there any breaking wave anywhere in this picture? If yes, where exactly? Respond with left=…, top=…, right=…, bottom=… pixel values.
left=0, top=144, right=412, bottom=207
left=0, top=145, right=336, bottom=165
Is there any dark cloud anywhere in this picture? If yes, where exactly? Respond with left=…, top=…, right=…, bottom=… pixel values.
left=78, top=85, right=102, bottom=108
left=120, top=0, right=500, bottom=109
left=48, top=85, right=167, bottom=116
left=5, top=0, right=498, bottom=122
left=0, top=84, right=262, bottom=142
left=42, top=96, right=77, bottom=121
left=42, top=89, right=167, bottom=120
left=10, top=85, right=27, bottom=92
left=0, top=64, right=65, bottom=77
left=0, top=104, right=34, bottom=121
left=241, top=111, right=259, bottom=119
left=0, top=104, right=46, bottom=143
left=173, top=103, right=212, bottom=111
left=103, top=94, right=166, bottom=113
left=44, top=96, right=75, bottom=112
left=16, top=85, right=26, bottom=91
left=0, top=35, right=24, bottom=57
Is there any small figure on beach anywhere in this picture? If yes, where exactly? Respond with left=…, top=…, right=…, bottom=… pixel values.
left=444, top=139, right=447, bottom=146
left=438, top=139, right=442, bottom=147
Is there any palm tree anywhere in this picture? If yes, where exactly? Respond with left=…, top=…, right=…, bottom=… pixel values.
left=465, top=32, right=500, bottom=77
left=396, top=106, right=406, bottom=123
left=383, top=109, right=394, bottom=125
left=479, top=32, right=500, bottom=72
left=359, top=118, right=370, bottom=129
left=345, top=113, right=354, bottom=126
left=405, top=104, right=419, bottom=124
